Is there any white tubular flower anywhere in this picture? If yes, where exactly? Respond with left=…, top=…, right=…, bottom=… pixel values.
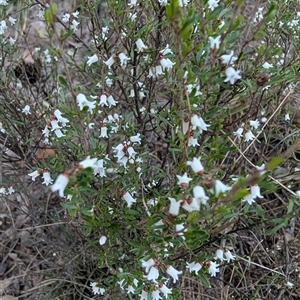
left=186, top=83, right=202, bottom=96
left=160, top=44, right=173, bottom=55
left=251, top=184, right=263, bottom=199
left=262, top=62, right=273, bottom=69
left=8, top=16, right=16, bottom=25
left=77, top=93, right=88, bottom=109
left=128, top=0, right=137, bottom=8
left=234, top=127, right=243, bottom=137
left=127, top=146, right=137, bottom=159
left=140, top=289, right=149, bottom=300
left=188, top=136, right=200, bottom=147
left=190, top=115, right=210, bottom=131
left=28, top=170, right=41, bottom=181
left=182, top=118, right=189, bottom=135
left=71, top=19, right=80, bottom=31
left=187, top=157, right=204, bottom=174
left=54, top=129, right=65, bottom=138
left=208, top=35, right=221, bottom=49
left=51, top=174, right=69, bottom=197
left=256, top=163, right=266, bottom=175
left=249, top=119, right=260, bottom=130
left=208, top=0, right=220, bottom=10
left=100, top=125, right=108, bottom=138
left=175, top=223, right=187, bottom=236
left=208, top=261, right=220, bottom=277
left=214, top=180, right=231, bottom=196
left=142, top=258, right=155, bottom=273
left=186, top=262, right=202, bottom=275
left=0, top=187, right=7, bottom=195
left=22, top=105, right=31, bottom=115
left=102, top=26, right=109, bottom=40
left=146, top=266, right=159, bottom=282
left=94, top=159, right=106, bottom=177
left=7, top=186, right=15, bottom=194
left=182, top=197, right=200, bottom=212
left=118, top=53, right=130, bottom=67
left=9, top=37, right=16, bottom=45
left=50, top=120, right=61, bottom=131
left=104, top=55, right=115, bottom=68
left=220, top=50, right=237, bottom=65
left=166, top=265, right=182, bottom=283
left=193, top=186, right=209, bottom=205
left=130, top=133, right=141, bottom=144
left=224, top=67, right=242, bottom=84
left=176, top=172, right=192, bottom=189
left=129, top=12, right=137, bottom=21
left=224, top=249, right=235, bottom=262
left=78, top=156, right=97, bottom=169
left=42, top=171, right=53, bottom=186
left=87, top=54, right=99, bottom=66
left=151, top=290, right=161, bottom=300
left=54, top=109, right=69, bottom=125
left=107, top=95, right=118, bottom=107
left=159, top=282, right=172, bottom=297
left=244, top=129, right=255, bottom=142
left=160, top=58, right=175, bottom=70
left=99, top=94, right=108, bottom=106
left=242, top=193, right=255, bottom=205
left=168, top=197, right=181, bottom=216
left=122, top=191, right=136, bottom=207
left=136, top=38, right=148, bottom=52
left=126, top=285, right=135, bottom=294
left=62, top=13, right=70, bottom=22
left=285, top=113, right=290, bottom=121
left=0, top=20, right=7, bottom=35
left=214, top=249, right=224, bottom=261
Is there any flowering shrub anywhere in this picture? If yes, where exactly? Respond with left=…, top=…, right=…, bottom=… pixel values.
left=1, top=0, right=300, bottom=298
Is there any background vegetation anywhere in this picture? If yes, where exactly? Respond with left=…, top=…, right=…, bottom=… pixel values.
left=0, top=0, right=300, bottom=299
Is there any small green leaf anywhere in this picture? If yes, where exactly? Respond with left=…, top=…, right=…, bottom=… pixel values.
left=198, top=271, right=211, bottom=288
left=166, top=0, right=179, bottom=21
left=59, top=75, right=69, bottom=89
left=287, top=197, right=295, bottom=215
left=266, top=157, right=283, bottom=170
left=51, top=2, right=57, bottom=15
left=45, top=9, right=53, bottom=25
left=265, top=219, right=287, bottom=235
left=264, top=2, right=278, bottom=22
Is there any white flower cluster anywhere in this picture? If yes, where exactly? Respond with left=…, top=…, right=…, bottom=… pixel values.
left=0, top=186, right=15, bottom=195
left=148, top=44, right=175, bottom=77
left=42, top=109, right=70, bottom=143
left=208, top=0, right=220, bottom=11
left=233, top=117, right=262, bottom=142
left=182, top=114, right=210, bottom=147
left=28, top=170, right=53, bottom=186
left=113, top=135, right=141, bottom=167
left=90, top=282, right=105, bottom=295
left=0, top=15, right=16, bottom=36
left=50, top=156, right=107, bottom=197
left=61, top=10, right=80, bottom=31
